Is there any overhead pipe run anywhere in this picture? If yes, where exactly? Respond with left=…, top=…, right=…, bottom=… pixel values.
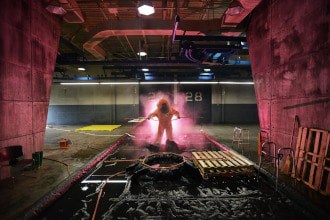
left=82, top=19, right=239, bottom=60
left=169, top=15, right=180, bottom=60
left=180, top=41, right=241, bottom=64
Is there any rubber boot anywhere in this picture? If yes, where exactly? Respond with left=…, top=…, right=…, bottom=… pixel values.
left=166, top=140, right=180, bottom=153
left=146, top=143, right=160, bottom=153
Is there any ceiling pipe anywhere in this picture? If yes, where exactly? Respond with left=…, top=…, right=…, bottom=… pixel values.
left=82, top=19, right=241, bottom=60
left=169, top=15, right=180, bottom=60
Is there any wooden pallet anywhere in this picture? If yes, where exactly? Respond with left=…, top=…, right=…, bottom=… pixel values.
left=192, top=151, right=254, bottom=179
left=319, top=133, right=330, bottom=195
left=292, top=127, right=308, bottom=179
left=292, top=128, right=329, bottom=191
left=301, top=129, right=329, bottom=190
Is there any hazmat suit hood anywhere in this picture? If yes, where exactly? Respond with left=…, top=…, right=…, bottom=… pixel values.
left=157, top=98, right=170, bottom=114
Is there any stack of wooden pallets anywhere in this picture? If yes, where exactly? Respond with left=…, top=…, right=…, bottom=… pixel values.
left=192, top=150, right=254, bottom=179
left=292, top=127, right=330, bottom=195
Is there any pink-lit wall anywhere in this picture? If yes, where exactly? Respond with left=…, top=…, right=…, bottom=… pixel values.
left=0, top=0, right=61, bottom=171
left=247, top=0, right=330, bottom=147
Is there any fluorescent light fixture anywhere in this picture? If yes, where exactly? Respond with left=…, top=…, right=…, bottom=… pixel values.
left=137, top=51, right=147, bottom=56
left=200, top=72, right=213, bottom=76
left=60, top=82, right=139, bottom=85
left=140, top=81, right=179, bottom=85
left=60, top=82, right=99, bottom=85
left=59, top=81, right=254, bottom=85
left=203, top=68, right=211, bottom=72
left=81, top=179, right=128, bottom=184
left=142, top=68, right=149, bottom=71
left=180, top=81, right=254, bottom=85
left=77, top=67, right=86, bottom=71
left=100, top=82, right=139, bottom=85
left=219, top=81, right=254, bottom=85
left=138, top=0, right=155, bottom=16
left=180, top=81, right=218, bottom=85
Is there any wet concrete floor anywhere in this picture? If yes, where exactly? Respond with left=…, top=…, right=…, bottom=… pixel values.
left=0, top=123, right=329, bottom=219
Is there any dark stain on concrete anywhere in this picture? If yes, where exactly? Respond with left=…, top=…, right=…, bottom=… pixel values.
left=283, top=28, right=304, bottom=58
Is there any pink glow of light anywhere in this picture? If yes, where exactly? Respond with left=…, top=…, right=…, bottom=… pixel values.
left=133, top=92, right=208, bottom=152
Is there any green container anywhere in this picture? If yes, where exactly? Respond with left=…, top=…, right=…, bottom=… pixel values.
left=32, top=151, right=43, bottom=168
left=37, top=151, right=43, bottom=166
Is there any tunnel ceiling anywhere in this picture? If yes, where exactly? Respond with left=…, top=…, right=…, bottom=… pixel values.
left=48, top=0, right=261, bottom=80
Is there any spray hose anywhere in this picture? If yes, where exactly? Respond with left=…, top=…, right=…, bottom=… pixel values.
left=91, top=170, right=126, bottom=220
left=43, top=157, right=71, bottom=176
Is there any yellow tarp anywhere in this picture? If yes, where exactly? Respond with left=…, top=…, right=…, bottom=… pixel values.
left=76, top=125, right=121, bottom=131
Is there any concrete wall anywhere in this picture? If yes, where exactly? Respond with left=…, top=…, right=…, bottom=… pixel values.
left=47, top=83, right=258, bottom=124
left=247, top=0, right=330, bottom=147
left=0, top=0, right=61, bottom=166
left=47, top=84, right=139, bottom=124
left=212, top=84, right=258, bottom=123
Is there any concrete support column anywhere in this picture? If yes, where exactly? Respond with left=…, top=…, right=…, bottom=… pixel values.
left=247, top=0, right=330, bottom=147
left=0, top=0, right=61, bottom=178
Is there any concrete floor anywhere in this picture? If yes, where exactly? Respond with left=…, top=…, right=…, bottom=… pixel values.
left=0, top=123, right=328, bottom=219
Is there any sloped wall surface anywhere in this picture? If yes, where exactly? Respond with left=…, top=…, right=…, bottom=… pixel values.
left=247, top=0, right=330, bottom=147
left=0, top=0, right=61, bottom=166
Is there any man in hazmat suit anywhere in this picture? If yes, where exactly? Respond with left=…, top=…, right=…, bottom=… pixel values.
left=147, top=98, right=180, bottom=152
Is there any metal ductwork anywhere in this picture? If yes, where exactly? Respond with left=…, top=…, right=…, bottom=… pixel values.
left=177, top=36, right=246, bottom=64
left=221, top=0, right=262, bottom=36
left=58, top=0, right=84, bottom=23
left=82, top=19, right=238, bottom=60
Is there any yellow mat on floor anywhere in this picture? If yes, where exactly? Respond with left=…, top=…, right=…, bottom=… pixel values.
left=76, top=125, right=121, bottom=131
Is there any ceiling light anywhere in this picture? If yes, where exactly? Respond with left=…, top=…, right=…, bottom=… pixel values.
left=137, top=51, right=147, bottom=56
left=59, top=81, right=254, bottom=86
left=200, top=72, right=213, bottom=76
left=100, top=82, right=139, bottom=85
left=60, top=82, right=139, bottom=85
left=60, top=82, right=99, bottom=85
left=140, top=81, right=179, bottom=85
left=77, top=67, right=86, bottom=71
left=203, top=68, right=211, bottom=72
left=180, top=81, right=218, bottom=85
left=219, top=81, right=254, bottom=85
left=138, top=0, right=155, bottom=16
left=142, top=68, right=149, bottom=71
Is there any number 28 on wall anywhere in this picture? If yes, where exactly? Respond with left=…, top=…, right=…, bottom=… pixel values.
left=185, top=92, right=203, bottom=102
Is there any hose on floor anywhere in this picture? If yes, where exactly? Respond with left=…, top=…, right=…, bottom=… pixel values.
left=43, top=157, right=71, bottom=176
left=91, top=170, right=126, bottom=220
